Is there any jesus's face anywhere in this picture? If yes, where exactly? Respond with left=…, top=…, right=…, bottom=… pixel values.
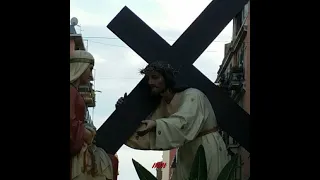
left=145, top=71, right=166, bottom=95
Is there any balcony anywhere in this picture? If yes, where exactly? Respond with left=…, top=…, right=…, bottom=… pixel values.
left=222, top=131, right=240, bottom=157
left=228, top=66, right=244, bottom=91
left=79, top=92, right=95, bottom=107
left=217, top=66, right=245, bottom=100
left=215, top=24, right=248, bottom=82
left=218, top=74, right=228, bottom=88
left=79, top=83, right=96, bottom=107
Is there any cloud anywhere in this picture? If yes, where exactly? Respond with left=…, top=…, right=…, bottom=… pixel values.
left=153, top=0, right=214, bottom=31
left=70, top=7, right=107, bottom=26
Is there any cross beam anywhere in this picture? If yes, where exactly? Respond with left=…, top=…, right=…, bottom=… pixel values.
left=96, top=0, right=250, bottom=154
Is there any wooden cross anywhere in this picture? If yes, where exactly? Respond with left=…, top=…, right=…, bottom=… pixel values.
left=96, top=0, right=250, bottom=155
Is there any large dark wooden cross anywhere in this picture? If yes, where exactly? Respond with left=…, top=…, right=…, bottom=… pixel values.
left=96, top=0, right=250, bottom=155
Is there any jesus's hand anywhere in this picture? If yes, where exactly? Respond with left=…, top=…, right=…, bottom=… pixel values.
left=115, top=93, right=128, bottom=108
left=137, top=120, right=156, bottom=136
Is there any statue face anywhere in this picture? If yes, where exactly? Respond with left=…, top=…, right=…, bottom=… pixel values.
left=145, top=70, right=166, bottom=95
left=80, top=64, right=94, bottom=85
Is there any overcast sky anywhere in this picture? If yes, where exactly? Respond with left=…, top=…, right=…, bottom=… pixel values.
left=70, top=0, right=233, bottom=179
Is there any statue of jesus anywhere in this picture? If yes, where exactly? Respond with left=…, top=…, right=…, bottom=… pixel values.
left=116, top=61, right=230, bottom=180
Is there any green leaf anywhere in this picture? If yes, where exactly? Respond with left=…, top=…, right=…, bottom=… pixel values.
left=217, top=154, right=239, bottom=180
left=132, top=159, right=158, bottom=180
left=189, top=145, right=207, bottom=180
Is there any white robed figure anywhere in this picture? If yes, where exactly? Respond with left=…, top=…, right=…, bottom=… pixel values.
left=116, top=61, right=230, bottom=180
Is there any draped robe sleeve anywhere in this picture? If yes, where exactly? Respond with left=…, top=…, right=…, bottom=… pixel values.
left=126, top=89, right=207, bottom=150
left=70, top=86, right=85, bottom=155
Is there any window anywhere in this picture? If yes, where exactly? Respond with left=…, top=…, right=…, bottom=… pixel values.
left=238, top=44, right=245, bottom=69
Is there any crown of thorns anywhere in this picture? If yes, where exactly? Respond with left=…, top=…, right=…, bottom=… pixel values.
left=140, top=61, right=179, bottom=77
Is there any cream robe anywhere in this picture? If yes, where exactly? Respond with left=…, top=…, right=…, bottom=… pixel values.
left=126, top=88, right=230, bottom=180
left=71, top=144, right=113, bottom=180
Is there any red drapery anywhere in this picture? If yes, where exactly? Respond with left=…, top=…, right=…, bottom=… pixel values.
left=108, top=154, right=119, bottom=180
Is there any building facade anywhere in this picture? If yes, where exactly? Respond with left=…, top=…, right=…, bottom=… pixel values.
left=168, top=148, right=177, bottom=179
left=215, top=2, right=250, bottom=180
left=159, top=148, right=177, bottom=180
left=156, top=168, right=163, bottom=180
left=70, top=24, right=85, bottom=55
left=160, top=150, right=170, bottom=180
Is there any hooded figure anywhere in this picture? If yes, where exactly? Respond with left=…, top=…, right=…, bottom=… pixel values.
left=70, top=50, right=115, bottom=180
left=70, top=50, right=94, bottom=83
left=117, top=61, right=230, bottom=180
